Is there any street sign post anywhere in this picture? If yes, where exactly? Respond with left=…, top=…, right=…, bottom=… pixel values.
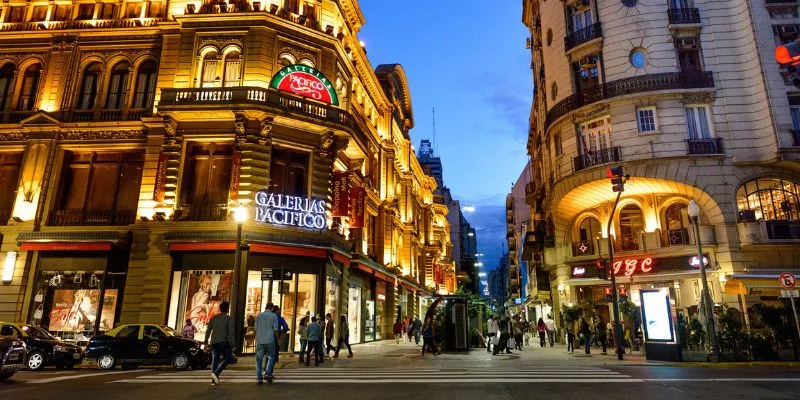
left=779, top=273, right=800, bottom=342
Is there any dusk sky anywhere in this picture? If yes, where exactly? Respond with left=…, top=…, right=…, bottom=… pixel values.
left=360, top=1, right=532, bottom=268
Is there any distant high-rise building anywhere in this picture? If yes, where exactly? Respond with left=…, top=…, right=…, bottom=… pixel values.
left=417, top=139, right=444, bottom=190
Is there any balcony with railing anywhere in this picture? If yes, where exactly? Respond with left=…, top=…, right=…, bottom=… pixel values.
left=614, top=235, right=641, bottom=252
left=571, top=240, right=596, bottom=257
left=0, top=18, right=163, bottom=32
left=687, top=137, right=724, bottom=155
left=573, top=146, right=621, bottom=172
left=545, top=71, right=714, bottom=130
left=48, top=209, right=136, bottom=226
left=663, top=228, right=691, bottom=246
left=176, top=204, right=229, bottom=221
left=667, top=8, right=701, bottom=25
left=65, top=107, right=151, bottom=122
left=564, top=23, right=602, bottom=52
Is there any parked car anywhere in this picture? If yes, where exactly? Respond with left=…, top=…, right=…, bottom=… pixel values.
left=85, top=324, right=209, bottom=371
left=0, top=322, right=84, bottom=371
left=0, top=334, right=26, bottom=381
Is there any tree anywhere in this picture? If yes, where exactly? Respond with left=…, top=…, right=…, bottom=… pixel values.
left=454, top=286, right=487, bottom=319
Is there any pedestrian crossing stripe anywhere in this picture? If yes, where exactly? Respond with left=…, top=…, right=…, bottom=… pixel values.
left=110, top=368, right=642, bottom=384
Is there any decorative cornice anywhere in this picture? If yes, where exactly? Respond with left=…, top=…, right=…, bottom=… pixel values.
left=58, top=129, right=147, bottom=141
left=0, top=131, right=29, bottom=142
left=163, top=229, right=352, bottom=254
left=17, top=230, right=127, bottom=243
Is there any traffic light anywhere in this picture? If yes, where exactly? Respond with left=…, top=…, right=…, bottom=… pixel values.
left=596, top=259, right=608, bottom=280
left=776, top=41, right=800, bottom=89
left=606, top=166, right=626, bottom=193
left=603, top=287, right=613, bottom=302
left=619, top=286, right=628, bottom=302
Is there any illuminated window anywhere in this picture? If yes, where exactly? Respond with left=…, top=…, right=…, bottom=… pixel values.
left=737, top=178, right=800, bottom=222
left=617, top=205, right=644, bottom=251
left=577, top=216, right=601, bottom=243
left=0, top=153, right=22, bottom=220
left=17, top=64, right=42, bottom=111
left=132, top=60, right=157, bottom=109
left=662, top=203, right=690, bottom=246
left=148, top=1, right=165, bottom=18
left=223, top=51, right=241, bottom=87
left=0, top=64, right=15, bottom=111
left=278, top=53, right=296, bottom=68
left=269, top=147, right=309, bottom=197
left=180, top=143, right=234, bottom=206
left=200, top=52, right=219, bottom=87
left=579, top=116, right=611, bottom=154
left=125, top=2, right=143, bottom=18
left=78, top=63, right=102, bottom=110
left=105, top=62, right=130, bottom=110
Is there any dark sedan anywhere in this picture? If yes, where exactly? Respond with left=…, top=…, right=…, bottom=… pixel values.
left=0, top=322, right=84, bottom=370
left=0, top=335, right=25, bottom=381
left=86, top=324, right=209, bottom=370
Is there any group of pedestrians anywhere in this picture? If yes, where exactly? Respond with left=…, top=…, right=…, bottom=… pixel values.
left=574, top=316, right=608, bottom=355
left=486, top=313, right=558, bottom=355
left=393, top=315, right=439, bottom=357
left=201, top=301, right=355, bottom=386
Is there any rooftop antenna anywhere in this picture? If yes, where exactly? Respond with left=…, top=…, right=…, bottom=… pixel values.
left=432, top=107, right=437, bottom=155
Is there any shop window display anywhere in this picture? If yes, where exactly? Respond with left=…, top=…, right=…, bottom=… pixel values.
left=365, top=300, right=375, bottom=341
left=181, top=270, right=233, bottom=341
left=28, top=271, right=123, bottom=346
left=348, top=286, right=362, bottom=343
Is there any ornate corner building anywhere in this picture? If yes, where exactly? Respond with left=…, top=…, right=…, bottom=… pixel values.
left=0, top=0, right=456, bottom=351
left=522, top=0, right=800, bottom=327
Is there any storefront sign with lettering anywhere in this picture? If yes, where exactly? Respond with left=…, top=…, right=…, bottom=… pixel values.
left=612, top=257, right=653, bottom=276
left=331, top=172, right=350, bottom=217
left=254, top=191, right=327, bottom=229
left=348, top=187, right=365, bottom=228
left=152, top=151, right=168, bottom=203
left=269, top=64, right=339, bottom=105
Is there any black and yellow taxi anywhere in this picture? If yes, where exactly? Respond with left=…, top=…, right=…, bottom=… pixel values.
left=85, top=324, right=209, bottom=371
left=0, top=322, right=83, bottom=371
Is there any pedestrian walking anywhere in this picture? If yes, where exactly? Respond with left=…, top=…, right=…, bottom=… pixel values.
left=316, top=314, right=325, bottom=364
left=325, top=313, right=335, bottom=357
left=393, top=318, right=403, bottom=344
left=306, top=316, right=322, bottom=366
left=273, top=306, right=289, bottom=362
left=420, top=317, right=439, bottom=357
left=512, top=316, right=524, bottom=351
left=333, top=315, right=353, bottom=358
left=596, top=317, right=608, bottom=355
left=566, top=326, right=575, bottom=354
left=487, top=316, right=498, bottom=353
left=413, top=316, right=422, bottom=345
left=182, top=318, right=197, bottom=339
left=580, top=317, right=591, bottom=354
left=254, top=303, right=278, bottom=384
left=297, top=317, right=308, bottom=363
left=204, top=301, right=234, bottom=386
left=544, top=314, right=556, bottom=347
left=492, top=317, right=513, bottom=355
left=537, top=318, right=547, bottom=348
left=407, top=315, right=415, bottom=343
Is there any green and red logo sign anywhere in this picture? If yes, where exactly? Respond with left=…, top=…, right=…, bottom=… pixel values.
left=269, top=64, right=339, bottom=106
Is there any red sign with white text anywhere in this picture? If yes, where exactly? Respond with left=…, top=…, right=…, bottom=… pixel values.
left=331, top=172, right=350, bottom=217
left=612, top=257, right=654, bottom=276
left=348, top=187, right=365, bottom=228
left=269, top=65, right=339, bottom=105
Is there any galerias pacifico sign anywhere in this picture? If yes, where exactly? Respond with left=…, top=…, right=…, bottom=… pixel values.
left=269, top=64, right=339, bottom=105
left=254, top=190, right=327, bottom=229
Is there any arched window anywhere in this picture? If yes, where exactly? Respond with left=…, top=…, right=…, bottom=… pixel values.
left=200, top=52, right=219, bottom=87
left=737, top=178, right=800, bottom=222
left=298, top=58, right=314, bottom=68
left=222, top=51, right=241, bottom=87
left=17, top=64, right=42, bottom=111
left=575, top=216, right=601, bottom=255
left=278, top=53, right=296, bottom=68
left=618, top=204, right=644, bottom=251
left=105, top=62, right=130, bottom=109
left=78, top=63, right=102, bottom=110
left=0, top=64, right=16, bottom=111
left=663, top=203, right=690, bottom=245
left=132, top=60, right=157, bottom=110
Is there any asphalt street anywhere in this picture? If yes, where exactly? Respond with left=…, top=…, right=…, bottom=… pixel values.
left=2, top=341, right=798, bottom=399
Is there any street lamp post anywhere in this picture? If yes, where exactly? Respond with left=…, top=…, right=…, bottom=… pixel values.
left=687, top=199, right=720, bottom=360
left=230, top=204, right=248, bottom=354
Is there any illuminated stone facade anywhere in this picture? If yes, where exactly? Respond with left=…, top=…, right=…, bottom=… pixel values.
left=523, top=0, right=800, bottom=330
left=0, top=0, right=453, bottom=349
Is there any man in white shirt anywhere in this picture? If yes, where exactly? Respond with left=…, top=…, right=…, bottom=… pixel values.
left=487, top=316, right=499, bottom=353
left=544, top=314, right=557, bottom=347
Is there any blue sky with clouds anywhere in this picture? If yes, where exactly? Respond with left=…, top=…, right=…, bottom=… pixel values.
left=359, top=1, right=532, bottom=267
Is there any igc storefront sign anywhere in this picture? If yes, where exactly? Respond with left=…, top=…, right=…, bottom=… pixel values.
left=254, top=191, right=327, bottom=229
left=269, top=64, right=339, bottom=105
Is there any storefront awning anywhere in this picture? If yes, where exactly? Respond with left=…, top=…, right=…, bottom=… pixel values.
left=20, top=242, right=113, bottom=251
left=728, top=272, right=800, bottom=297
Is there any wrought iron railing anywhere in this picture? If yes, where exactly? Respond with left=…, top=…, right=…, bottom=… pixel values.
left=565, top=23, right=603, bottom=52
left=0, top=18, right=162, bottom=32
left=667, top=8, right=701, bottom=24
left=766, top=220, right=800, bottom=240
left=571, top=240, right=596, bottom=257
left=48, top=209, right=136, bottom=226
left=178, top=204, right=229, bottom=221
left=573, top=146, right=621, bottom=172
left=64, top=107, right=151, bottom=122
left=665, top=228, right=691, bottom=246
left=687, top=138, right=724, bottom=155
left=545, top=71, right=714, bottom=129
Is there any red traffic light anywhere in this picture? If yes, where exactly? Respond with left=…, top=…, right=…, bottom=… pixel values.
left=603, top=287, right=613, bottom=296
left=776, top=41, right=800, bottom=65
left=607, top=166, right=625, bottom=192
left=606, top=166, right=623, bottom=178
